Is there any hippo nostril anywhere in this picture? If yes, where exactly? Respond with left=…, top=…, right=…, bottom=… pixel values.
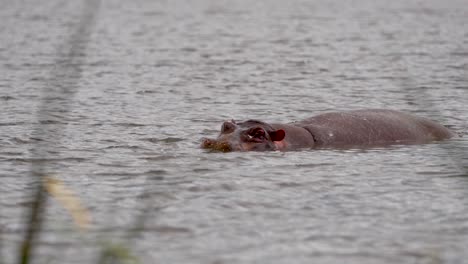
left=201, top=138, right=215, bottom=148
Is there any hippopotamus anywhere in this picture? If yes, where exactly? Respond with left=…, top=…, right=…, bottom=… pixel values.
left=201, top=109, right=455, bottom=152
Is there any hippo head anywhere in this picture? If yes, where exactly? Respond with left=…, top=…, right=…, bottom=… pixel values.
left=201, top=120, right=286, bottom=152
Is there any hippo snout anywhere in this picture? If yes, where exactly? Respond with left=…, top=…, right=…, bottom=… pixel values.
left=201, top=138, right=215, bottom=148
left=201, top=138, right=233, bottom=152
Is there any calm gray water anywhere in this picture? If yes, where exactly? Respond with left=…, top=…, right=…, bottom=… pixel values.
left=1, top=0, right=468, bottom=263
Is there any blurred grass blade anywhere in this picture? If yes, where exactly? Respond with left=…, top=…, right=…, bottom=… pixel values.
left=18, top=178, right=47, bottom=264
left=44, top=177, right=91, bottom=231
left=17, top=0, right=100, bottom=263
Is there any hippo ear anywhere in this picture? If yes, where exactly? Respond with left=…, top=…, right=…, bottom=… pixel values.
left=269, top=129, right=285, bottom=141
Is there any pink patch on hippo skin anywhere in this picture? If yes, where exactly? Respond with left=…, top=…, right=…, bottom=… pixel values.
left=274, top=140, right=287, bottom=150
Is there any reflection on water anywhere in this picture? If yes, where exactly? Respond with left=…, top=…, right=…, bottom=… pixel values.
left=1, top=0, right=467, bottom=263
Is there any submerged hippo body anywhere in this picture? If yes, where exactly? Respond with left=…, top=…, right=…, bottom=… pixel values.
left=201, top=109, right=455, bottom=152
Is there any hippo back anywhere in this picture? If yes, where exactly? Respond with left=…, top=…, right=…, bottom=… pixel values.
left=292, top=109, right=454, bottom=147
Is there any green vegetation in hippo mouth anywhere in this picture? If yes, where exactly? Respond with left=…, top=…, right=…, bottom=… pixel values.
left=203, top=140, right=233, bottom=152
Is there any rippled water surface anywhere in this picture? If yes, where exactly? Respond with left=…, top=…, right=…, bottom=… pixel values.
left=1, top=0, right=468, bottom=263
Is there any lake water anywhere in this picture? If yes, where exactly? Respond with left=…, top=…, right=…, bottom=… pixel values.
left=1, top=0, right=467, bottom=263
